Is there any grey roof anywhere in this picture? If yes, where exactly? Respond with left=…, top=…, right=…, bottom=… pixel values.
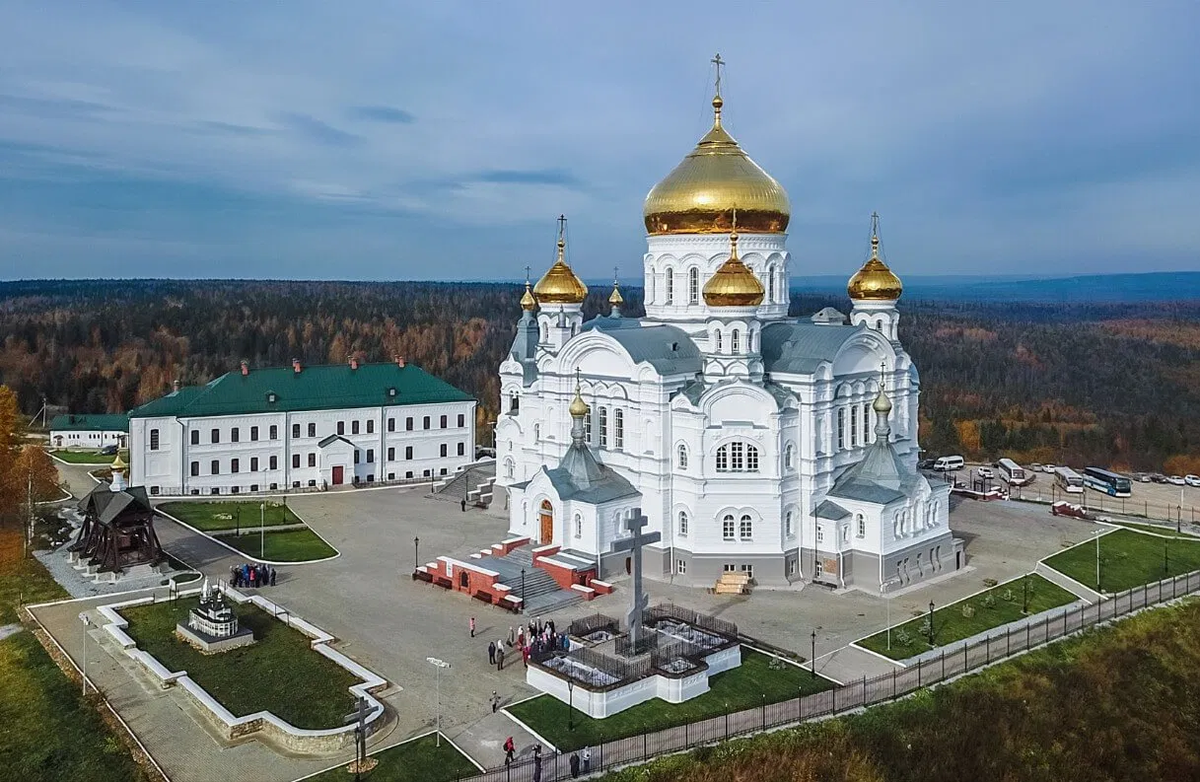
left=814, top=499, right=851, bottom=520
left=318, top=434, right=354, bottom=448
left=810, top=307, right=847, bottom=325
left=581, top=320, right=702, bottom=375
left=545, top=465, right=641, bottom=504
left=81, top=485, right=152, bottom=524
left=761, top=321, right=864, bottom=375
left=827, top=426, right=919, bottom=506
left=508, top=311, right=540, bottom=384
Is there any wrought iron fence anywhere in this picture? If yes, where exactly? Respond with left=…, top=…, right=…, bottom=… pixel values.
left=643, top=603, right=738, bottom=639
left=567, top=613, right=619, bottom=639
left=456, top=569, right=1200, bottom=782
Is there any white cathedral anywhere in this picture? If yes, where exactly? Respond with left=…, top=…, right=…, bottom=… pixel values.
left=494, top=77, right=962, bottom=593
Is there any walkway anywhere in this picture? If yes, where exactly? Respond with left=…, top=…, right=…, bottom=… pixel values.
left=0, top=623, right=22, bottom=642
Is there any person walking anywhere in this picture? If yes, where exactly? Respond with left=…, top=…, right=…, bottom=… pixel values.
left=491, top=691, right=500, bottom=713
left=570, top=752, right=580, bottom=778
left=497, top=646, right=506, bottom=671
left=581, top=746, right=591, bottom=773
left=470, top=616, right=476, bottom=638
left=488, top=640, right=497, bottom=666
left=504, top=736, right=515, bottom=765
left=269, top=567, right=277, bottom=586
left=508, top=626, right=515, bottom=646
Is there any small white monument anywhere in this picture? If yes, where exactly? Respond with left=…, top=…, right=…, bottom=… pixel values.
left=176, top=579, right=256, bottom=653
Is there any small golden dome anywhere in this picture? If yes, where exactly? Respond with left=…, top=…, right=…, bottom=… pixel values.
left=848, top=220, right=903, bottom=301
left=703, top=229, right=765, bottom=307
left=569, top=381, right=590, bottom=418
left=520, top=281, right=538, bottom=311
left=873, top=388, right=893, bottom=415
left=608, top=282, right=624, bottom=306
left=111, top=453, right=127, bottom=471
left=643, top=91, right=790, bottom=236
left=533, top=221, right=588, bottom=305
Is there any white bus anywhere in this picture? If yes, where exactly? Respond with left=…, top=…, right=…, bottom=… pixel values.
left=1055, top=466, right=1085, bottom=494
left=997, top=458, right=1031, bottom=486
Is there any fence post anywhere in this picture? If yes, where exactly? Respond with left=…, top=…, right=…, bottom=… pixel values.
left=917, top=658, right=922, bottom=687
left=986, top=634, right=990, bottom=664
left=1006, top=626, right=1011, bottom=657
left=761, top=694, right=766, bottom=732
left=1027, top=621, right=1030, bottom=648
left=892, top=667, right=897, bottom=699
left=643, top=728, right=647, bottom=760
left=684, top=721, right=688, bottom=748
left=725, top=710, right=729, bottom=739
left=862, top=674, right=867, bottom=706
left=832, top=684, right=837, bottom=713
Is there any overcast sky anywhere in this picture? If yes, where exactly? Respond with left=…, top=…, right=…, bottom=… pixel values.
left=1, top=1, right=1197, bottom=282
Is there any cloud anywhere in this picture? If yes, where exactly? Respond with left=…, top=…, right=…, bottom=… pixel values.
left=348, top=105, right=416, bottom=124
left=472, top=169, right=581, bottom=187
left=273, top=112, right=363, bottom=147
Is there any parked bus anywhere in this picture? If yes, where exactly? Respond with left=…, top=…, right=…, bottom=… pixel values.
left=997, top=458, right=1031, bottom=486
left=1083, top=467, right=1132, bottom=497
left=1054, top=466, right=1085, bottom=494
left=933, top=455, right=964, bottom=471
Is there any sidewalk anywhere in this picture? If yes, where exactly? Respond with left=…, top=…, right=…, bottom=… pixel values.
left=452, top=707, right=549, bottom=770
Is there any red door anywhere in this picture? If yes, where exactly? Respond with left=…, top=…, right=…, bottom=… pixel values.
left=332, top=466, right=344, bottom=485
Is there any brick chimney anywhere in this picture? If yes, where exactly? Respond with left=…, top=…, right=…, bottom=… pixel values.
left=292, top=358, right=302, bottom=374
left=240, top=359, right=250, bottom=376
left=349, top=356, right=359, bottom=370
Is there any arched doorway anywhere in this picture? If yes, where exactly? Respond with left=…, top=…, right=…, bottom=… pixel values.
left=539, top=500, right=554, bottom=545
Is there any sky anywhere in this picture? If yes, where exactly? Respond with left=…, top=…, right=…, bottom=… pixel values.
left=1, top=1, right=1198, bottom=282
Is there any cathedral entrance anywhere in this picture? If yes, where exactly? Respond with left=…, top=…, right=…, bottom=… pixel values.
left=539, top=500, right=554, bottom=545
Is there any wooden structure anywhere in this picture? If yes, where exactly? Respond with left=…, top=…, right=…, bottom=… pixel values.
left=70, top=484, right=163, bottom=573
left=712, top=571, right=752, bottom=595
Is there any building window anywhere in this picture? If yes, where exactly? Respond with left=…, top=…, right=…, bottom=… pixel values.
left=665, top=268, right=674, bottom=304
left=722, top=515, right=735, bottom=540
left=740, top=563, right=754, bottom=578
left=308, top=423, right=316, bottom=438
left=423, top=416, right=431, bottom=430
left=211, top=460, right=220, bottom=475
left=785, top=511, right=794, bottom=538
left=457, top=442, right=465, bottom=456
left=439, top=444, right=447, bottom=457
left=211, top=428, right=220, bottom=444
left=292, top=423, right=301, bottom=439
left=250, top=426, right=259, bottom=441
left=231, top=458, right=239, bottom=473
left=150, top=429, right=160, bottom=450
left=250, top=457, right=259, bottom=472
left=715, top=330, right=723, bottom=353
left=387, top=418, right=396, bottom=432
left=367, top=448, right=374, bottom=463
left=785, top=443, right=794, bottom=470
left=269, top=455, right=278, bottom=470
left=406, top=417, right=414, bottom=431
left=367, top=419, right=374, bottom=434
left=842, top=525, right=849, bottom=543
left=338, top=421, right=345, bottom=435
left=585, top=409, right=593, bottom=442
left=388, top=447, right=395, bottom=461
left=190, top=430, right=199, bottom=445
left=352, top=450, right=360, bottom=465
left=534, top=423, right=540, bottom=442
left=677, top=559, right=687, bottom=575
left=574, top=514, right=582, bottom=539
left=678, top=444, right=688, bottom=469
left=837, top=408, right=846, bottom=450
left=731, top=329, right=740, bottom=353
left=352, top=420, right=360, bottom=435
left=231, top=427, right=239, bottom=443
left=740, top=515, right=753, bottom=539
left=440, top=415, right=447, bottom=429
left=716, top=442, right=759, bottom=472
left=746, top=445, right=759, bottom=472
left=856, top=513, right=866, bottom=538
left=292, top=454, right=301, bottom=469
left=688, top=267, right=700, bottom=303
left=850, top=405, right=859, bottom=447
left=716, top=445, right=728, bottom=472
left=190, top=461, right=199, bottom=477
left=405, top=446, right=413, bottom=460
left=768, top=265, right=776, bottom=302
left=457, top=414, right=465, bottom=427
left=678, top=511, right=689, bottom=537
left=599, top=407, right=608, bottom=448
left=306, top=453, right=315, bottom=467
left=614, top=409, right=624, bottom=450
left=270, top=425, right=278, bottom=440
left=817, top=526, right=824, bottom=544
left=864, top=402, right=872, bottom=443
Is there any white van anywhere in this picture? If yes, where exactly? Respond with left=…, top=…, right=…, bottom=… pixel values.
left=933, top=455, right=965, bottom=471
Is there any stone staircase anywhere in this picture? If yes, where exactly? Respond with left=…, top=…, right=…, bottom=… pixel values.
left=484, top=547, right=583, bottom=617
left=432, top=462, right=497, bottom=507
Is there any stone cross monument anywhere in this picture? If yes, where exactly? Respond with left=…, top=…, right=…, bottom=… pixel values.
left=610, top=508, right=661, bottom=652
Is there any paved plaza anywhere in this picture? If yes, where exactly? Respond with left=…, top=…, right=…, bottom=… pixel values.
left=31, top=466, right=1105, bottom=779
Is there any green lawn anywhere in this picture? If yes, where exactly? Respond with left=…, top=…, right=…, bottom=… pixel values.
left=308, top=734, right=479, bottom=782
left=507, top=650, right=834, bottom=752
left=1044, top=528, right=1200, bottom=593
left=0, top=530, right=70, bottom=624
left=118, top=598, right=359, bottom=729
left=1110, top=520, right=1199, bottom=538
left=49, top=450, right=119, bottom=464
left=217, top=528, right=337, bottom=562
left=857, top=574, right=1077, bottom=661
left=157, top=501, right=302, bottom=532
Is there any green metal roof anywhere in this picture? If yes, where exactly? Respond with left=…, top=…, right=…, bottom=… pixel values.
left=49, top=413, right=130, bottom=432
left=129, top=362, right=474, bottom=419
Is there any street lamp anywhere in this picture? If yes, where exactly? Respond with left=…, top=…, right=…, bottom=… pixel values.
left=414, top=536, right=420, bottom=570
left=567, top=679, right=575, bottom=731
left=1022, top=573, right=1030, bottom=614
left=426, top=657, right=451, bottom=747
left=810, top=630, right=817, bottom=679
left=927, top=601, right=935, bottom=645
left=1093, top=529, right=1103, bottom=592
left=235, top=506, right=241, bottom=536
left=1164, top=539, right=1170, bottom=576
left=79, top=611, right=91, bottom=696
left=521, top=568, right=527, bottom=603
left=259, top=502, right=266, bottom=559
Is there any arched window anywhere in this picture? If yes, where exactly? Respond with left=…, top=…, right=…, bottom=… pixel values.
left=585, top=408, right=593, bottom=442
left=768, top=265, right=776, bottom=302
left=649, top=269, right=656, bottom=303
left=665, top=268, right=674, bottom=304
left=784, top=443, right=794, bottom=470
left=716, top=442, right=759, bottom=472
left=731, top=328, right=740, bottom=353
left=522, top=501, right=528, bottom=526
left=599, top=407, right=609, bottom=447
left=504, top=459, right=515, bottom=478
left=850, top=405, right=859, bottom=447
left=614, top=409, right=624, bottom=450
left=534, top=423, right=541, bottom=441
left=678, top=511, right=689, bottom=537
left=739, top=514, right=753, bottom=539
left=722, top=515, right=735, bottom=540
left=677, top=444, right=688, bottom=469
left=837, top=408, right=846, bottom=449
left=785, top=511, right=793, bottom=538
left=715, top=330, right=723, bottom=353
left=856, top=513, right=865, bottom=538
left=688, top=267, right=700, bottom=303
left=574, top=513, right=582, bottom=539
left=863, top=402, right=871, bottom=443
left=541, top=323, right=548, bottom=342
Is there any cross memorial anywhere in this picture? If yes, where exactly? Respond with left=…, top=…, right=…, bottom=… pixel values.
left=342, top=695, right=372, bottom=780
left=610, top=508, right=661, bottom=652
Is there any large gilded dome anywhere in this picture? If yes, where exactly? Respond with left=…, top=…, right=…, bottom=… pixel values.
left=534, top=234, right=588, bottom=305
left=643, top=95, right=790, bottom=236
left=848, top=219, right=903, bottom=301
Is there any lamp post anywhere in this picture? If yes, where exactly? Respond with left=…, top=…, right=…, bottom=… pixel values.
left=885, top=587, right=891, bottom=651
left=1022, top=573, right=1030, bottom=614
left=1094, top=529, right=1102, bottom=592
left=521, top=568, right=526, bottom=603
left=259, top=502, right=266, bottom=559
left=235, top=505, right=241, bottom=536
left=567, top=679, right=575, bottom=731
left=426, top=657, right=451, bottom=747
left=414, top=536, right=420, bottom=570
left=79, top=612, right=91, bottom=696
left=810, top=630, right=817, bottom=679
left=1164, top=539, right=1170, bottom=576
left=927, top=601, right=935, bottom=645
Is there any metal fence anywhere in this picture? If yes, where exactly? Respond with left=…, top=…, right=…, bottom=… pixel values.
left=567, top=613, right=619, bottom=639
left=643, top=604, right=738, bottom=639
left=458, top=569, right=1200, bottom=782
left=985, top=482, right=1200, bottom=528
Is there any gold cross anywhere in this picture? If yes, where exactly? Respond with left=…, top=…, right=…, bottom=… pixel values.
left=711, top=53, right=724, bottom=97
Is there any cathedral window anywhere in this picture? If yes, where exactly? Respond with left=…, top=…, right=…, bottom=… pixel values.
left=541, top=323, right=548, bottom=342
left=534, top=423, right=540, bottom=442
left=504, top=459, right=515, bottom=478
left=585, top=409, right=593, bottom=442
left=599, top=407, right=609, bottom=448
left=614, top=409, right=624, bottom=450
left=716, top=442, right=759, bottom=472
left=715, top=330, right=723, bottom=353
left=722, top=515, right=735, bottom=540
left=678, top=511, right=688, bottom=537
left=677, top=444, right=688, bottom=469
left=688, top=267, right=699, bottom=304
left=739, top=515, right=752, bottom=539
left=665, top=268, right=674, bottom=304
left=856, top=513, right=865, bottom=538
left=731, top=329, right=740, bottom=353
left=863, top=402, right=871, bottom=443
left=784, top=443, right=794, bottom=470
left=837, top=408, right=846, bottom=450
left=574, top=514, right=582, bottom=539
left=746, top=445, right=759, bottom=471
left=768, top=265, right=776, bottom=302
left=850, top=405, right=859, bottom=447
left=785, top=511, right=793, bottom=538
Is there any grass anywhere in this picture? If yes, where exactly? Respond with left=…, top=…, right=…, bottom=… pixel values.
left=217, top=528, right=337, bottom=561
left=0, top=528, right=69, bottom=624
left=507, top=650, right=835, bottom=752
left=0, top=632, right=149, bottom=782
left=49, top=450, right=120, bottom=464
left=1109, top=520, right=1199, bottom=538
left=857, top=574, right=1077, bottom=661
left=308, top=734, right=479, bottom=782
left=118, top=597, right=360, bottom=729
left=1044, top=527, right=1200, bottom=593
left=157, top=500, right=303, bottom=532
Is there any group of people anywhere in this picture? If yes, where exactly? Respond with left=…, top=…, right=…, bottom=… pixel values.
left=502, top=738, right=592, bottom=779
left=480, top=617, right=572, bottom=672
left=229, top=562, right=276, bottom=589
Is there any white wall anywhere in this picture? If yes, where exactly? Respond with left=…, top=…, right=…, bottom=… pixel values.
left=50, top=429, right=126, bottom=448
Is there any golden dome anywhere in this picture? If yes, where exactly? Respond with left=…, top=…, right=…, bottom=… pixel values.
left=520, top=281, right=538, bottom=311
left=703, top=228, right=765, bottom=307
left=608, top=282, right=624, bottom=306
left=872, top=388, right=893, bottom=415
left=848, top=229, right=903, bottom=302
left=111, top=453, right=127, bottom=471
left=569, top=379, right=590, bottom=418
left=533, top=220, right=588, bottom=304
left=643, top=93, right=790, bottom=236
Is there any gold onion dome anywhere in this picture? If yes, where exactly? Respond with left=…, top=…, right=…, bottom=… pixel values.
left=608, top=282, right=624, bottom=306
left=703, top=226, right=765, bottom=307
left=569, top=381, right=590, bottom=418
left=873, top=388, right=893, bottom=415
left=643, top=89, right=790, bottom=236
left=111, top=453, right=127, bottom=470
left=533, top=222, right=588, bottom=304
left=847, top=231, right=903, bottom=302
left=519, top=281, right=538, bottom=311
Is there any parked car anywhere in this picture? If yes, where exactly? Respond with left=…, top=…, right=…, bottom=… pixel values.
left=1186, top=475, right=1200, bottom=488
left=917, top=458, right=936, bottom=470
left=1137, top=473, right=1153, bottom=483
left=1151, top=473, right=1168, bottom=484
left=1030, top=462, right=1043, bottom=472
left=977, top=466, right=995, bottom=479
left=1168, top=475, right=1187, bottom=486
left=100, top=445, right=118, bottom=455
left=1042, top=463, right=1058, bottom=473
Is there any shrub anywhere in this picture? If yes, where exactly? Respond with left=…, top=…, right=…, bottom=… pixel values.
left=981, top=594, right=997, bottom=609
left=961, top=605, right=976, bottom=618
left=894, top=629, right=912, bottom=645
left=1001, top=588, right=1016, bottom=602
left=982, top=578, right=999, bottom=587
